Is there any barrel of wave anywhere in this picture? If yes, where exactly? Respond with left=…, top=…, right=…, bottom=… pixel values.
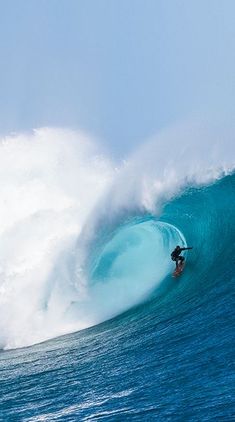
left=85, top=220, right=186, bottom=323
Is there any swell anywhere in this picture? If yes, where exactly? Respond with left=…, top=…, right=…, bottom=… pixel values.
left=1, top=173, right=234, bottom=350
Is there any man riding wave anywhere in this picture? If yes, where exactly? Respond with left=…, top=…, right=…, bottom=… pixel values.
left=171, top=245, right=193, bottom=269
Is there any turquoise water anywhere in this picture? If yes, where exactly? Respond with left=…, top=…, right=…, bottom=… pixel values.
left=0, top=173, right=234, bottom=421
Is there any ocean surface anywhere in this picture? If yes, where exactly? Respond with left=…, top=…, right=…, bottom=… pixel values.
left=0, top=129, right=234, bottom=420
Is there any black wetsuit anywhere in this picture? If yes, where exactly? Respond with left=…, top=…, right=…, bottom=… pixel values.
left=171, top=247, right=193, bottom=268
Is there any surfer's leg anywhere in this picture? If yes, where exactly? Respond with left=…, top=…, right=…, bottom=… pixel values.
left=179, top=256, right=184, bottom=266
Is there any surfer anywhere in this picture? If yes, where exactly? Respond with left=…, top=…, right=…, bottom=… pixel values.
left=171, top=245, right=193, bottom=269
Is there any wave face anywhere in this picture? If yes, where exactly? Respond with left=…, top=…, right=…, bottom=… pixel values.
left=0, top=127, right=234, bottom=350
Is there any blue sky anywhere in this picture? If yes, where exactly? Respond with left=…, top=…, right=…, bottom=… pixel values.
left=0, top=0, right=235, bottom=156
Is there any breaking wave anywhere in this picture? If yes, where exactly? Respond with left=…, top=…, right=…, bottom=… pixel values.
left=0, top=125, right=234, bottom=349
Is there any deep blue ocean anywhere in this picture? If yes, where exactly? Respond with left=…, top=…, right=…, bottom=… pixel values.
left=0, top=172, right=234, bottom=421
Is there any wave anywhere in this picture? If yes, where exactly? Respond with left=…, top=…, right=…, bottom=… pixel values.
left=0, top=125, right=234, bottom=349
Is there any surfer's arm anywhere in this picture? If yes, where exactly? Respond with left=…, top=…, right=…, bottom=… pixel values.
left=181, top=247, right=193, bottom=251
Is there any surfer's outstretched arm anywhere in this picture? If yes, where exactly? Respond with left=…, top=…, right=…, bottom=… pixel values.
left=181, top=247, right=193, bottom=251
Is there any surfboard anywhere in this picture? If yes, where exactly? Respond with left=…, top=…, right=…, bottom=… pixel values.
left=172, top=263, right=185, bottom=278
